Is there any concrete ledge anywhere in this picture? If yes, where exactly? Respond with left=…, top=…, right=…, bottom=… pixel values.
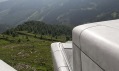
left=0, top=60, right=17, bottom=71
left=51, top=42, right=72, bottom=71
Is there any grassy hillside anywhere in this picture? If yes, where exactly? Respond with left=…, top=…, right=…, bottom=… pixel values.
left=0, top=21, right=71, bottom=71
left=0, top=32, right=67, bottom=71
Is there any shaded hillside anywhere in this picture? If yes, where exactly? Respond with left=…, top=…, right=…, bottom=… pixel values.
left=0, top=24, right=12, bottom=33
left=1, top=0, right=119, bottom=33
left=0, top=0, right=119, bottom=26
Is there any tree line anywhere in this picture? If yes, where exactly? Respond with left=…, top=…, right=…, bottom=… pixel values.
left=3, top=21, right=72, bottom=40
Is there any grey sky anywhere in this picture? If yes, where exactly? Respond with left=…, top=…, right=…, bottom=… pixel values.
left=0, top=0, right=8, bottom=2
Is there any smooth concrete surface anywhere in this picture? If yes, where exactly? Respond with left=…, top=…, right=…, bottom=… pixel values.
left=64, top=48, right=73, bottom=69
left=51, top=42, right=61, bottom=52
left=72, top=22, right=102, bottom=47
left=53, top=51, right=67, bottom=68
left=51, top=43, right=68, bottom=71
left=52, top=54, right=58, bottom=71
left=58, top=67, right=69, bottom=71
left=73, top=44, right=81, bottom=71
left=80, top=26, right=119, bottom=71
left=73, top=19, right=119, bottom=71
left=51, top=42, right=72, bottom=71
left=81, top=52, right=103, bottom=71
left=62, top=41, right=73, bottom=69
left=0, top=60, right=17, bottom=71
left=72, top=19, right=119, bottom=48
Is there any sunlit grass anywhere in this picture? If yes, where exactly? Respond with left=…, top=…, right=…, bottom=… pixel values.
left=0, top=32, right=58, bottom=71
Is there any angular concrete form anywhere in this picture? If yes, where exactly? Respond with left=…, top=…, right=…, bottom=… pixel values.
left=0, top=60, right=17, bottom=71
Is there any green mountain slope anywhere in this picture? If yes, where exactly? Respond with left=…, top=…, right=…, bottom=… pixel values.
left=6, top=21, right=72, bottom=38
left=0, top=33, right=53, bottom=71
left=0, top=21, right=72, bottom=71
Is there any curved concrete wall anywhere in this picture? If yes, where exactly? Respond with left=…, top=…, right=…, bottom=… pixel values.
left=73, top=19, right=119, bottom=71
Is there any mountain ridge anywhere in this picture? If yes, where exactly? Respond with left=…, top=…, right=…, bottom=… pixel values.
left=0, top=0, right=119, bottom=32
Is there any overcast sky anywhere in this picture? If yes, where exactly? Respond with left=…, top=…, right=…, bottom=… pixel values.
left=0, top=0, right=8, bottom=2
